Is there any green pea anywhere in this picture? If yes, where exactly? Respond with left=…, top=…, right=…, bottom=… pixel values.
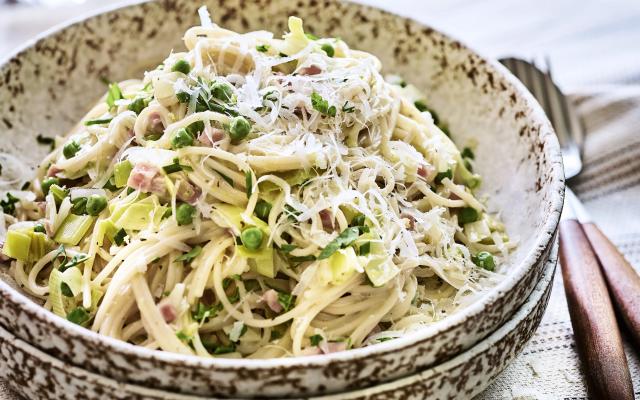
left=86, top=194, right=108, bottom=216
left=176, top=203, right=196, bottom=226
left=254, top=199, right=272, bottom=221
left=33, top=223, right=46, bottom=234
left=171, top=59, right=191, bottom=74
left=63, top=141, right=81, bottom=159
left=211, top=82, right=234, bottom=103
left=171, top=128, right=194, bottom=149
left=241, top=227, right=263, bottom=251
left=458, top=207, right=479, bottom=225
left=228, top=116, right=251, bottom=141
left=350, top=213, right=365, bottom=227
left=41, top=178, right=59, bottom=196
left=321, top=43, right=335, bottom=57
left=472, top=251, right=495, bottom=271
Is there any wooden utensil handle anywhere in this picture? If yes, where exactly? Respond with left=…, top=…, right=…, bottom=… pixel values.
left=559, top=219, right=634, bottom=400
left=582, top=222, right=640, bottom=348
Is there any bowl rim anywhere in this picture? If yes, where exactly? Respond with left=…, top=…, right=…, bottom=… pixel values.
left=0, top=0, right=565, bottom=370
left=0, top=242, right=558, bottom=400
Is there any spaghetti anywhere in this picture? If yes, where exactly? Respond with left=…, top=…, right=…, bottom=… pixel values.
left=0, top=7, right=514, bottom=358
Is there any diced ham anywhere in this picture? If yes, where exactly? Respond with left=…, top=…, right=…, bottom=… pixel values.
left=127, top=162, right=166, bottom=195
left=36, top=202, right=47, bottom=214
left=319, top=341, right=347, bottom=354
left=417, top=164, right=436, bottom=181
left=298, top=65, right=322, bottom=75
left=177, top=180, right=201, bottom=205
left=401, top=213, right=416, bottom=230
left=158, top=303, right=177, bottom=323
left=262, top=289, right=283, bottom=313
left=319, top=209, right=334, bottom=232
left=47, top=165, right=62, bottom=177
left=197, top=128, right=225, bottom=146
left=148, top=113, right=165, bottom=135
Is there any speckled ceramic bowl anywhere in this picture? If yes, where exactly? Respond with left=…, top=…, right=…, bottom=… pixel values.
left=0, top=243, right=558, bottom=400
left=0, top=0, right=564, bottom=397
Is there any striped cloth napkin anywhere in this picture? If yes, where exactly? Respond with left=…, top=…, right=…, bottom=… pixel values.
left=478, top=85, right=640, bottom=399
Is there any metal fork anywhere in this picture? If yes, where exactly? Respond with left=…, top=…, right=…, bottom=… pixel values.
left=500, top=57, right=583, bottom=179
left=499, top=57, right=640, bottom=399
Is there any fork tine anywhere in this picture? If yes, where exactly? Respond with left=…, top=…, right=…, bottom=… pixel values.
left=538, top=58, right=572, bottom=149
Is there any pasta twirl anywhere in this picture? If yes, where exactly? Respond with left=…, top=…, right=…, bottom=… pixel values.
left=0, top=7, right=514, bottom=358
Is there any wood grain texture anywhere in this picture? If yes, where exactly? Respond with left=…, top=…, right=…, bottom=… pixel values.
left=559, top=219, right=634, bottom=400
left=582, top=222, right=640, bottom=349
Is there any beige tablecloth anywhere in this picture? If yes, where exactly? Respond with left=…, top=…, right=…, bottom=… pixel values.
left=1, top=1, right=640, bottom=399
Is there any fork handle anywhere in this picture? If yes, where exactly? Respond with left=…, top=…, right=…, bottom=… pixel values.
left=582, top=222, right=640, bottom=348
left=559, top=220, right=634, bottom=400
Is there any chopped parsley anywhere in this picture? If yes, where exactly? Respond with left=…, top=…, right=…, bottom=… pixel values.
left=317, top=226, right=368, bottom=260
left=277, top=292, right=296, bottom=312
left=245, top=170, right=253, bottom=199
left=311, top=92, right=336, bottom=117
left=106, top=83, right=123, bottom=109
left=310, top=334, right=323, bottom=346
left=113, top=228, right=127, bottom=246
left=0, top=192, right=20, bottom=215
left=256, top=44, right=270, bottom=52
left=175, top=246, right=202, bottom=263
left=84, top=118, right=113, bottom=126
left=162, top=157, right=193, bottom=174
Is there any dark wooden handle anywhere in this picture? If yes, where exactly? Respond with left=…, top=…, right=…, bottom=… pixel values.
left=582, top=222, right=640, bottom=348
left=559, top=219, right=634, bottom=400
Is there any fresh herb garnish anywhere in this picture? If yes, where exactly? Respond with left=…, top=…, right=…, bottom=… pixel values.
left=317, top=226, right=364, bottom=260
left=341, top=101, right=355, bottom=113
left=434, top=169, right=453, bottom=184
left=245, top=171, right=253, bottom=199
left=212, top=343, right=236, bottom=354
left=216, top=170, right=234, bottom=187
left=67, top=307, right=90, bottom=325
left=113, top=228, right=127, bottom=246
left=377, top=337, right=393, bottom=342
left=59, top=253, right=89, bottom=272
left=84, top=118, right=113, bottom=126
left=279, top=244, right=297, bottom=253
left=277, top=292, right=296, bottom=312
left=162, top=157, right=193, bottom=174
left=60, top=282, right=74, bottom=297
left=305, top=32, right=319, bottom=40
left=71, top=197, right=88, bottom=215
left=176, top=330, right=192, bottom=342
left=289, top=255, right=316, bottom=263
left=0, top=193, right=20, bottom=215
left=414, top=100, right=428, bottom=112
left=310, top=334, right=323, bottom=346
left=311, top=92, right=336, bottom=117
left=256, top=44, right=270, bottom=52
left=106, top=83, right=123, bottom=109
left=192, top=302, right=223, bottom=322
left=359, top=241, right=371, bottom=256
left=175, top=246, right=202, bottom=263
